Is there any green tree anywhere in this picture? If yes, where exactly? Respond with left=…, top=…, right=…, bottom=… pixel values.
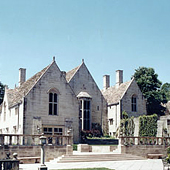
left=161, top=83, right=170, bottom=101
left=0, top=82, right=5, bottom=105
left=133, top=67, right=167, bottom=116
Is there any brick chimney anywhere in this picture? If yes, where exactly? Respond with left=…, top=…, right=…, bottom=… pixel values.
left=103, top=75, right=110, bottom=91
left=116, top=70, right=123, bottom=88
left=19, top=68, right=26, bottom=86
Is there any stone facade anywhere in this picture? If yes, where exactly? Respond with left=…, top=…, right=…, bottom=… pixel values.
left=102, top=71, right=147, bottom=137
left=0, top=59, right=147, bottom=142
left=0, top=59, right=107, bottom=143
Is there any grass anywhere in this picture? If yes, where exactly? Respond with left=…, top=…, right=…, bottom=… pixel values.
left=51, top=168, right=114, bottom=170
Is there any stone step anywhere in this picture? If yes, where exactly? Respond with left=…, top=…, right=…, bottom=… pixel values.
left=56, top=154, right=146, bottom=163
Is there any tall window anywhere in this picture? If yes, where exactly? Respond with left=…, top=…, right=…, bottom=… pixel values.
left=49, top=93, right=58, bottom=115
left=79, top=99, right=91, bottom=130
left=84, top=100, right=90, bottom=130
left=131, top=95, right=137, bottom=112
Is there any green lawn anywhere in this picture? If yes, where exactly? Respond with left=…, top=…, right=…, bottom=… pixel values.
left=51, top=168, right=114, bottom=170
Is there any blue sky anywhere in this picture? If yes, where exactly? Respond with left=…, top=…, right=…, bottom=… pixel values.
left=0, top=0, right=170, bottom=89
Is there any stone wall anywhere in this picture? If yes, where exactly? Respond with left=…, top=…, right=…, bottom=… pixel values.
left=122, top=80, right=146, bottom=117
left=121, top=145, right=167, bottom=158
left=68, top=63, right=108, bottom=133
left=0, top=145, right=73, bottom=162
left=24, top=62, right=79, bottom=143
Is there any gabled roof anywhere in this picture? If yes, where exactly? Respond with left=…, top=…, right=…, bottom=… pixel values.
left=102, top=80, right=133, bottom=105
left=66, top=65, right=80, bottom=82
left=7, top=63, right=52, bottom=108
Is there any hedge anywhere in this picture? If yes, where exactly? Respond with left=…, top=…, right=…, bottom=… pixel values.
left=139, top=114, right=158, bottom=137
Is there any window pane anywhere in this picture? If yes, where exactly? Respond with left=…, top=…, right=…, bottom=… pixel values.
left=49, top=93, right=53, bottom=102
left=54, top=128, right=58, bottom=132
left=49, top=103, right=52, bottom=115
left=54, top=94, right=57, bottom=102
left=48, top=128, right=52, bottom=132
left=87, top=101, right=90, bottom=109
left=54, top=104, right=57, bottom=115
left=59, top=128, right=62, bottom=132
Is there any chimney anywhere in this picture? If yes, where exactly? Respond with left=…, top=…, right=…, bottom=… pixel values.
left=19, top=68, right=26, bottom=86
left=103, top=75, right=110, bottom=91
left=116, top=70, right=123, bottom=88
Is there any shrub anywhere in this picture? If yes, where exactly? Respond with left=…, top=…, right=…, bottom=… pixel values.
left=120, top=116, right=135, bottom=136
left=139, top=114, right=158, bottom=137
left=122, top=111, right=128, bottom=119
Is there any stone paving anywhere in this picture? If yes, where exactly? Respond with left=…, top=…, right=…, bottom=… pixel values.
left=20, top=159, right=163, bottom=170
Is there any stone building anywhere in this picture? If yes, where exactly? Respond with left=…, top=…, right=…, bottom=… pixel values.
left=0, top=58, right=107, bottom=143
left=102, top=70, right=147, bottom=137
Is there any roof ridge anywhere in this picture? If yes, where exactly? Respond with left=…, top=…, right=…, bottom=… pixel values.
left=66, top=63, right=83, bottom=82
left=119, top=79, right=134, bottom=100
left=7, top=62, right=53, bottom=108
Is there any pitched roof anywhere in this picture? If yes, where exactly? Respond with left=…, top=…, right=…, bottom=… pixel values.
left=102, top=81, right=131, bottom=105
left=7, top=64, right=51, bottom=108
left=66, top=65, right=80, bottom=82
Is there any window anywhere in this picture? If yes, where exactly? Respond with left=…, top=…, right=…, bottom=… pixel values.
left=167, top=120, right=170, bottom=125
left=131, top=95, right=137, bottom=112
left=79, top=99, right=91, bottom=130
left=15, top=107, right=19, bottom=115
left=43, top=127, right=53, bottom=135
left=109, top=118, right=113, bottom=125
left=84, top=100, right=91, bottom=130
left=49, top=93, right=58, bottom=115
left=54, top=128, right=63, bottom=135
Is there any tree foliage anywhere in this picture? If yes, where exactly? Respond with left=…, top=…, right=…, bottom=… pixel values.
left=133, top=67, right=167, bottom=116
left=139, top=114, right=158, bottom=137
left=0, top=82, right=5, bottom=105
left=120, top=112, right=135, bottom=137
left=161, top=83, right=170, bottom=101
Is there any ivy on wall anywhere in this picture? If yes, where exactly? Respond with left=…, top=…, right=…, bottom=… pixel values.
left=139, top=114, right=158, bottom=137
left=120, top=111, right=135, bottom=136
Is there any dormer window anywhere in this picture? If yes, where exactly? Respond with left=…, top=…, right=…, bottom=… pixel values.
left=131, top=95, right=137, bottom=112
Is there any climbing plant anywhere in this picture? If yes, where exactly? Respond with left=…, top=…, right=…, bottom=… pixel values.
left=120, top=113, right=135, bottom=137
left=139, top=114, right=158, bottom=137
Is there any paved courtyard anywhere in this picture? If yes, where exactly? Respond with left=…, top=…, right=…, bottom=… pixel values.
left=20, top=159, right=163, bottom=170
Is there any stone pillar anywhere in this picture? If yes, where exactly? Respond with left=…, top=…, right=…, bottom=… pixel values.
left=66, top=145, right=73, bottom=155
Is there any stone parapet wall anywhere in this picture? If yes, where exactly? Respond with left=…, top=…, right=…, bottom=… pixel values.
left=121, top=145, right=167, bottom=158
left=77, top=144, right=117, bottom=153
left=0, top=145, right=73, bottom=162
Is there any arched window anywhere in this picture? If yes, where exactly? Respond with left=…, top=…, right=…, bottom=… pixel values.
left=131, top=95, right=137, bottom=112
left=48, top=89, right=59, bottom=115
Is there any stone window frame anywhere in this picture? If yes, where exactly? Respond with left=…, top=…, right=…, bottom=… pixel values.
left=43, top=126, right=63, bottom=144
left=131, top=94, right=137, bottom=112
left=47, top=88, right=60, bottom=116
left=43, top=126, right=63, bottom=135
